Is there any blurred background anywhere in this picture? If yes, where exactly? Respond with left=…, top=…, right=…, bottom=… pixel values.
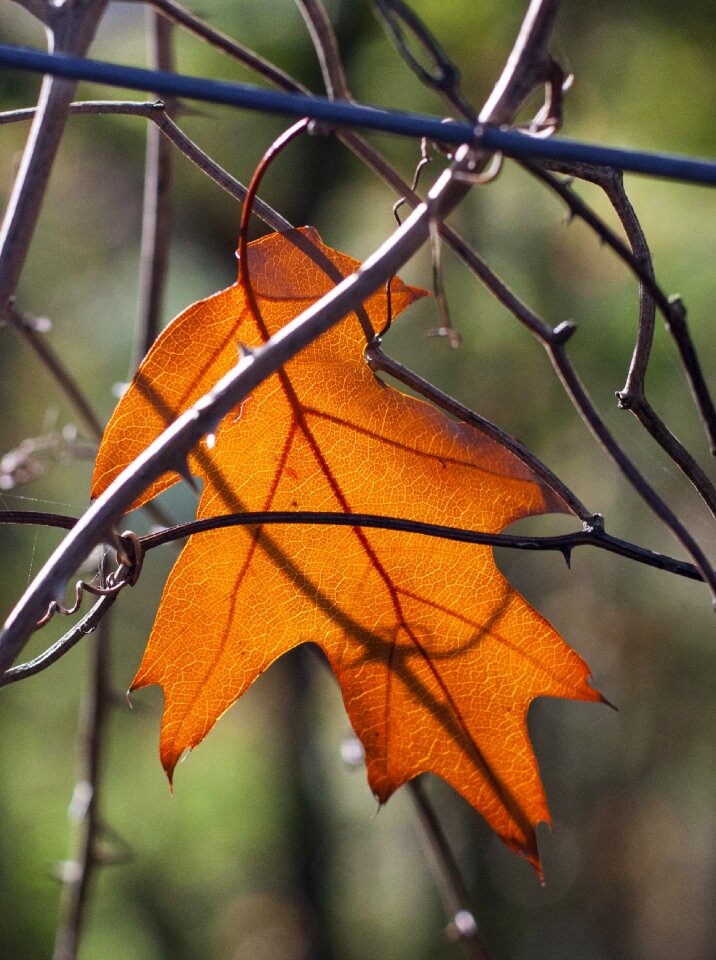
left=1, top=1, right=715, bottom=958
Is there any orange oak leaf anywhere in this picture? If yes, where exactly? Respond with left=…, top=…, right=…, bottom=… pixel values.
left=92, top=227, right=601, bottom=869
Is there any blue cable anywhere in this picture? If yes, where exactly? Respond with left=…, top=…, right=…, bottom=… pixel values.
left=1, top=43, right=716, bottom=187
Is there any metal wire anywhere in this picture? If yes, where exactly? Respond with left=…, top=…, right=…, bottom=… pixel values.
left=1, top=43, right=716, bottom=186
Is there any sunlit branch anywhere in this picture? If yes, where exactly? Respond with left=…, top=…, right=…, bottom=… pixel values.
left=0, top=1, right=108, bottom=325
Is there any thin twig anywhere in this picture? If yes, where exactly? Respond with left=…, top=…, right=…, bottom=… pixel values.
left=133, top=8, right=175, bottom=371
left=139, top=0, right=304, bottom=94
left=0, top=509, right=702, bottom=581
left=409, top=778, right=492, bottom=960
left=0, top=99, right=291, bottom=231
left=543, top=160, right=716, bottom=517
left=295, top=0, right=351, bottom=101
left=0, top=503, right=701, bottom=685
left=478, top=0, right=561, bottom=125
left=0, top=0, right=108, bottom=324
left=548, top=337, right=716, bottom=598
left=5, top=302, right=174, bottom=530
left=52, top=589, right=112, bottom=960
left=7, top=304, right=105, bottom=439
left=1, top=594, right=116, bottom=686
left=366, top=344, right=589, bottom=520
left=372, top=0, right=476, bottom=119
left=525, top=160, right=716, bottom=452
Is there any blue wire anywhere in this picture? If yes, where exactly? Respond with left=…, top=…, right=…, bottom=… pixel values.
left=1, top=43, right=716, bottom=187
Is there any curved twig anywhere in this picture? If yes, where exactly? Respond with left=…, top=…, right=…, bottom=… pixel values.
left=372, top=0, right=476, bottom=120
left=138, top=0, right=303, bottom=94
left=525, top=160, right=716, bottom=453
left=0, top=593, right=115, bottom=686
left=541, top=160, right=716, bottom=518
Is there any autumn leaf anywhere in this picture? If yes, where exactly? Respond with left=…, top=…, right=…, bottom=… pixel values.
left=92, top=227, right=601, bottom=869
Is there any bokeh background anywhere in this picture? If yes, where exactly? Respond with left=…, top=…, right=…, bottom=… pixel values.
left=1, top=2, right=715, bottom=958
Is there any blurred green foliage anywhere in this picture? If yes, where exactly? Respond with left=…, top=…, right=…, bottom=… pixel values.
left=1, top=2, right=715, bottom=959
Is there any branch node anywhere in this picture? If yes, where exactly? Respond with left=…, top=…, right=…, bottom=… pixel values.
left=583, top=513, right=605, bottom=535
left=550, top=320, right=577, bottom=344
left=615, top=390, right=635, bottom=410
left=665, top=293, right=686, bottom=329
left=307, top=118, right=333, bottom=137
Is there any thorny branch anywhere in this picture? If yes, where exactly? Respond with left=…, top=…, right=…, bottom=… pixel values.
left=0, top=0, right=572, bottom=669
left=0, top=501, right=702, bottom=685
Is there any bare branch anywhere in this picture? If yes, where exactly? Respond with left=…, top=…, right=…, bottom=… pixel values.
left=7, top=304, right=105, bottom=439
left=0, top=0, right=108, bottom=324
left=525, top=160, right=716, bottom=453
left=479, top=0, right=562, bottom=125
left=133, top=9, right=175, bottom=371
left=0, top=99, right=291, bottom=231
left=548, top=338, right=716, bottom=598
left=0, top=504, right=701, bottom=685
left=139, top=0, right=303, bottom=93
left=409, top=778, right=492, bottom=960
left=365, top=344, right=589, bottom=519
left=0, top=508, right=702, bottom=582
left=543, top=161, right=716, bottom=517
left=52, top=600, right=113, bottom=960
left=296, top=0, right=351, bottom=101
left=0, top=594, right=115, bottom=686
left=372, top=0, right=476, bottom=119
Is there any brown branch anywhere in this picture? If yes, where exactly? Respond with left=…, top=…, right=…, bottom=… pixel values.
left=409, top=778, right=492, bottom=960
left=133, top=8, right=175, bottom=371
left=525, top=160, right=716, bottom=454
left=1, top=594, right=115, bottom=686
left=547, top=337, right=716, bottom=598
left=543, top=161, right=716, bottom=518
left=0, top=509, right=702, bottom=581
left=7, top=304, right=105, bottom=439
left=0, top=0, right=108, bottom=325
left=478, top=0, right=561, bottom=125
left=295, top=0, right=351, bottom=101
left=372, top=0, right=476, bottom=119
left=138, top=0, right=303, bottom=93
left=52, top=600, right=113, bottom=960
left=0, top=505, right=701, bottom=685
left=365, top=344, right=589, bottom=520
left=0, top=100, right=291, bottom=231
